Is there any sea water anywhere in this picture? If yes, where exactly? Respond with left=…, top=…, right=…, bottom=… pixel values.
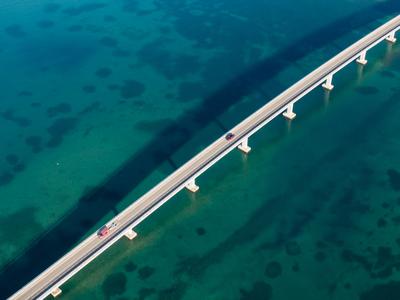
left=0, top=1, right=399, bottom=299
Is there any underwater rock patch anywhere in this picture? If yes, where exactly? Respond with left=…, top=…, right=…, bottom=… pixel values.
left=102, top=272, right=127, bottom=299
left=4, top=25, right=26, bottom=38
left=344, top=282, right=352, bottom=290
left=47, top=103, right=72, bottom=118
left=43, top=3, right=61, bottom=13
left=26, top=135, right=42, bottom=153
left=124, top=261, right=137, bottom=272
left=47, top=117, right=77, bottom=147
left=196, top=227, right=206, bottom=236
left=355, top=86, right=379, bottom=95
left=134, top=118, right=173, bottom=132
left=138, top=287, right=156, bottom=299
left=380, top=70, right=396, bottom=78
left=292, top=262, right=300, bottom=272
left=240, top=281, right=272, bottom=300
left=0, top=206, right=43, bottom=248
left=138, top=266, right=155, bottom=280
left=13, top=163, right=25, bottom=173
left=82, top=85, right=96, bottom=93
left=360, top=281, right=400, bottom=300
left=67, top=25, right=83, bottom=32
left=177, top=81, right=205, bottom=102
left=387, top=169, right=400, bottom=190
left=341, top=247, right=400, bottom=279
left=95, top=67, right=112, bottom=78
left=104, top=15, right=116, bottom=22
left=112, top=49, right=131, bottom=57
left=285, top=241, right=301, bottom=256
left=37, top=20, right=54, bottom=28
left=314, top=251, right=327, bottom=262
left=1, top=109, right=31, bottom=127
left=371, top=247, right=397, bottom=279
left=157, top=281, right=187, bottom=300
left=0, top=172, right=13, bottom=186
left=63, top=3, right=107, bottom=16
left=341, top=249, right=372, bottom=270
left=121, top=0, right=138, bottom=13
left=137, top=40, right=200, bottom=79
left=108, top=84, right=120, bottom=91
left=377, top=217, right=387, bottom=228
left=79, top=101, right=101, bottom=115
left=18, top=91, right=32, bottom=97
left=5, top=154, right=19, bottom=166
left=120, top=80, right=145, bottom=98
left=100, top=36, right=118, bottom=47
left=264, top=261, right=282, bottom=278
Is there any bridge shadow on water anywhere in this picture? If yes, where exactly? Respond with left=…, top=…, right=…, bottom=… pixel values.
left=1, top=2, right=399, bottom=297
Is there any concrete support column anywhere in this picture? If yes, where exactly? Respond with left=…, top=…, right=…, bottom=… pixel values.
left=283, top=102, right=296, bottom=120
left=322, top=74, right=334, bottom=91
left=51, top=287, right=62, bottom=298
left=386, top=31, right=397, bottom=43
left=356, top=50, right=368, bottom=65
left=186, top=178, right=199, bottom=193
left=125, top=228, right=137, bottom=240
left=238, top=137, right=251, bottom=154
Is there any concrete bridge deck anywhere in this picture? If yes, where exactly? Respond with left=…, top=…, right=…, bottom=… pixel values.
left=10, top=14, right=400, bottom=300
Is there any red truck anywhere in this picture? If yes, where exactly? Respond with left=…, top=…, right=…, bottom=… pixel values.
left=97, top=221, right=117, bottom=238
left=97, top=225, right=109, bottom=238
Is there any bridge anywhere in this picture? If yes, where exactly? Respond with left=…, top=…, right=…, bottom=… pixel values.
left=10, top=15, right=400, bottom=300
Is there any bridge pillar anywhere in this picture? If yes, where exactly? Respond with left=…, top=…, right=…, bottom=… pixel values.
left=51, top=287, right=62, bottom=298
left=186, top=178, right=199, bottom=193
left=356, top=50, right=368, bottom=65
left=125, top=228, right=138, bottom=240
left=322, top=74, right=334, bottom=91
left=386, top=31, right=397, bottom=43
left=283, top=103, right=296, bottom=120
left=238, top=137, right=251, bottom=154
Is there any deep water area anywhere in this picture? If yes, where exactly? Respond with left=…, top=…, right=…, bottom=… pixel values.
left=0, top=0, right=399, bottom=299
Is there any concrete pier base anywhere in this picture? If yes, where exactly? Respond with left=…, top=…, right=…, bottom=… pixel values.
left=386, top=32, right=397, bottom=43
left=356, top=58, right=368, bottom=65
left=282, top=103, right=296, bottom=120
left=356, top=51, right=367, bottom=65
left=186, top=179, right=199, bottom=193
left=125, top=229, right=138, bottom=240
left=283, top=111, right=296, bottom=120
left=322, top=83, right=334, bottom=91
left=238, top=138, right=251, bottom=154
left=322, top=74, right=334, bottom=91
left=51, top=287, right=62, bottom=298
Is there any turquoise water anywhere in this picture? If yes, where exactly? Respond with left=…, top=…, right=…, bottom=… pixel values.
left=0, top=1, right=399, bottom=299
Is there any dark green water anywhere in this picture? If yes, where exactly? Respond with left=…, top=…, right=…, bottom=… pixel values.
left=0, top=1, right=399, bottom=299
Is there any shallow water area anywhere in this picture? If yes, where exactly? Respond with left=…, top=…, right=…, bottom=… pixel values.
left=0, top=0, right=399, bottom=299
